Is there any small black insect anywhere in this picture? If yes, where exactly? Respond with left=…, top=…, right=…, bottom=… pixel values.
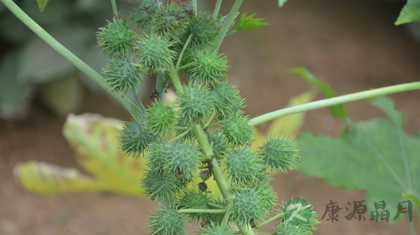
left=250, top=219, right=256, bottom=228
left=149, top=89, right=160, bottom=100
left=198, top=181, right=208, bottom=192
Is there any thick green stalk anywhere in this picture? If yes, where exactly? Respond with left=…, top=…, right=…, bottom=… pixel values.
left=0, top=0, right=138, bottom=115
left=215, top=0, right=243, bottom=51
left=168, top=61, right=184, bottom=93
left=249, top=82, right=420, bottom=126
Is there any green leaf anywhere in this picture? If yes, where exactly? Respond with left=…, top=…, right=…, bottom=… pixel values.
left=0, top=52, right=34, bottom=119
left=36, top=0, right=50, bottom=11
left=395, top=0, right=420, bottom=25
left=278, top=0, right=288, bottom=7
left=14, top=113, right=147, bottom=196
left=287, top=67, right=347, bottom=119
left=296, top=96, right=420, bottom=223
left=236, top=13, right=270, bottom=31
left=17, top=27, right=90, bottom=84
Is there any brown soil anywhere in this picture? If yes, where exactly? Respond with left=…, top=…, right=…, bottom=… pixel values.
left=2, top=0, right=420, bottom=234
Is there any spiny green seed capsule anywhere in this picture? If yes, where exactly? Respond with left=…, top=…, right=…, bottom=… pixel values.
left=137, top=33, right=175, bottom=72
left=119, top=117, right=154, bottom=156
left=190, top=50, right=228, bottom=83
left=178, top=190, right=212, bottom=223
left=187, top=12, right=221, bottom=46
left=96, top=17, right=135, bottom=57
left=131, top=0, right=159, bottom=30
left=225, top=147, right=265, bottom=186
left=102, top=56, right=146, bottom=94
left=260, top=136, right=299, bottom=173
left=178, top=83, right=214, bottom=122
left=222, top=115, right=254, bottom=146
left=230, top=184, right=276, bottom=226
left=274, top=224, right=307, bottom=235
left=145, top=141, right=170, bottom=172
left=165, top=142, right=200, bottom=179
left=148, top=206, right=188, bottom=235
left=141, top=168, right=187, bottom=202
left=152, top=3, right=191, bottom=37
left=198, top=223, right=235, bottom=235
left=146, top=101, right=176, bottom=136
left=211, top=81, right=245, bottom=120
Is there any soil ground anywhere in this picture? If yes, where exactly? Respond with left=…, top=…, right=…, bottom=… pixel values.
left=2, top=0, right=420, bottom=234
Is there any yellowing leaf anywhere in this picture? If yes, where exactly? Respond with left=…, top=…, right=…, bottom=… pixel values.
left=14, top=113, right=147, bottom=197
left=267, top=90, right=317, bottom=138
left=252, top=90, right=316, bottom=148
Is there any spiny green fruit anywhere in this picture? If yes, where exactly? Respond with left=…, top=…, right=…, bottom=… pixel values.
left=102, top=55, right=146, bottom=94
left=145, top=141, right=170, bottom=172
left=136, top=33, right=175, bottom=72
left=260, top=136, right=299, bottom=173
left=222, top=115, right=255, bottom=146
left=178, top=190, right=212, bottom=223
left=148, top=206, right=188, bottom=235
left=274, top=224, right=310, bottom=235
left=146, top=101, right=176, bottom=136
left=141, top=168, right=187, bottom=202
left=119, top=117, right=154, bottom=156
left=165, top=142, right=200, bottom=179
left=230, top=184, right=276, bottom=226
left=96, top=17, right=135, bottom=57
left=189, top=50, right=229, bottom=83
left=178, top=83, right=214, bottom=122
left=211, top=81, right=245, bottom=120
left=198, top=223, right=235, bottom=235
left=225, top=147, right=265, bottom=186
left=131, top=0, right=159, bottom=30
left=187, top=12, right=221, bottom=46
left=152, top=3, right=191, bottom=37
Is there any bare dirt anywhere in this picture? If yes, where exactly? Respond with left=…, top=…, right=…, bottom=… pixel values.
left=2, top=0, right=420, bottom=234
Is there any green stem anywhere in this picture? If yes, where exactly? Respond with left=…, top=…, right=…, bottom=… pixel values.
left=207, top=202, right=225, bottom=209
left=215, top=0, right=243, bottom=51
left=226, top=29, right=238, bottom=36
left=0, top=0, right=137, bottom=115
left=249, top=82, right=420, bottom=126
left=221, top=211, right=231, bottom=226
left=213, top=0, right=223, bottom=19
left=178, top=209, right=227, bottom=214
left=132, top=90, right=146, bottom=114
left=256, top=213, right=283, bottom=228
left=203, top=109, right=216, bottom=129
left=192, top=124, right=213, bottom=159
left=205, top=120, right=224, bottom=129
left=177, top=62, right=197, bottom=71
left=111, top=0, right=118, bottom=16
left=176, top=33, right=193, bottom=69
left=168, top=61, right=183, bottom=93
left=172, top=129, right=191, bottom=141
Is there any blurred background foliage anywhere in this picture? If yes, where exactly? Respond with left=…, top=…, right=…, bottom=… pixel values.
left=0, top=0, right=139, bottom=119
